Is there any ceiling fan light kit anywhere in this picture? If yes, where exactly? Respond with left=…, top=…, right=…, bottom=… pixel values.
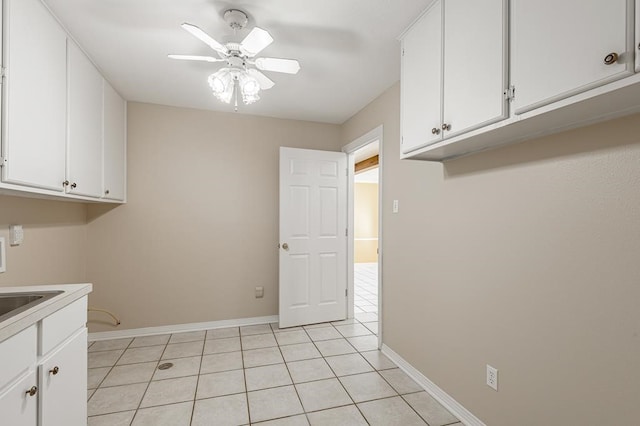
left=169, top=9, right=300, bottom=110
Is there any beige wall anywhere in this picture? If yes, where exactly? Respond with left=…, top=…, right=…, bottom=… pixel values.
left=0, top=195, right=87, bottom=286
left=342, top=83, right=640, bottom=425
left=1, top=82, right=638, bottom=424
left=85, top=103, right=342, bottom=331
left=354, top=182, right=378, bottom=263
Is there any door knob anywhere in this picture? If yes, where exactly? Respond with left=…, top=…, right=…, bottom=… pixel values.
left=604, top=52, right=619, bottom=65
left=282, top=243, right=289, bottom=251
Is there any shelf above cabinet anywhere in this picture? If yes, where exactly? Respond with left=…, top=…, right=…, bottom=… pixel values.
left=403, top=72, right=640, bottom=162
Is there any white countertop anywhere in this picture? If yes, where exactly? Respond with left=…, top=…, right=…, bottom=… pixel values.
left=0, top=283, right=92, bottom=342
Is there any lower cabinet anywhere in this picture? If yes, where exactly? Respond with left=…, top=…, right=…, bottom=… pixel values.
left=0, top=297, right=88, bottom=426
left=0, top=370, right=38, bottom=426
left=39, top=329, right=87, bottom=426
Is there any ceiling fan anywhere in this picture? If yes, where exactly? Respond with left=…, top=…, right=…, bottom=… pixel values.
left=169, top=9, right=300, bottom=109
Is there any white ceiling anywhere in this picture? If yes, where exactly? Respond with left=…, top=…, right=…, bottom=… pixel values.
left=43, top=0, right=431, bottom=124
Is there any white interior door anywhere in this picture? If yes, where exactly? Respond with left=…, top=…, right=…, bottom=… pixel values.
left=279, top=147, right=347, bottom=328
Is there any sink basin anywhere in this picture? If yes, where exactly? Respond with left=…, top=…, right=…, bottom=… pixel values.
left=0, top=291, right=64, bottom=323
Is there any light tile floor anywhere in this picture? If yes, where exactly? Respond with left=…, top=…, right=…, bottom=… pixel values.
left=87, top=321, right=462, bottom=425
left=354, top=262, right=379, bottom=335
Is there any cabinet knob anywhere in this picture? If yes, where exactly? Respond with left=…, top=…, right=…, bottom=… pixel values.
left=25, top=386, right=37, bottom=397
left=431, top=127, right=441, bottom=135
left=281, top=243, right=289, bottom=251
left=63, top=180, right=69, bottom=187
left=603, top=52, right=619, bottom=65
left=104, top=189, right=110, bottom=195
left=49, top=366, right=60, bottom=375
left=70, top=182, right=77, bottom=189
left=442, top=123, right=452, bottom=131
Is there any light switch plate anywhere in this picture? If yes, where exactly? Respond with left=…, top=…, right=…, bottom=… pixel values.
left=9, top=225, right=23, bottom=246
left=0, top=237, right=6, bottom=273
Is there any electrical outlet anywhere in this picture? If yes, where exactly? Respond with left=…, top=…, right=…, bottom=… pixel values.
left=255, top=286, right=264, bottom=298
left=486, top=365, right=498, bottom=391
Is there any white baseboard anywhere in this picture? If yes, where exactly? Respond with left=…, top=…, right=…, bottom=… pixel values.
left=381, top=344, right=486, bottom=426
left=88, top=315, right=279, bottom=341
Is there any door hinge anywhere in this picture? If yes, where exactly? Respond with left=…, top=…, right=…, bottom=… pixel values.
left=345, top=228, right=348, bottom=237
left=345, top=288, right=348, bottom=296
left=0, top=156, right=5, bottom=167
left=504, top=85, right=516, bottom=101
left=0, top=67, right=6, bottom=78
left=402, top=48, right=405, bottom=56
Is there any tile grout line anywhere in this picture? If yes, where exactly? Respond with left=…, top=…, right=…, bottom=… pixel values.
left=87, top=337, right=135, bottom=404
left=302, top=323, right=372, bottom=425
left=239, top=326, right=253, bottom=426
left=128, top=337, right=171, bottom=425
left=188, top=330, right=209, bottom=426
left=273, top=324, right=308, bottom=424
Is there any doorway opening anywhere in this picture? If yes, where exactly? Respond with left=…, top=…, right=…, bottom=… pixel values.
left=353, top=147, right=379, bottom=334
left=343, top=125, right=383, bottom=346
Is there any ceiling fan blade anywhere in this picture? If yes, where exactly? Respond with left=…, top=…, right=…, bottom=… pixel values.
left=168, top=54, right=224, bottom=63
left=255, top=57, right=300, bottom=74
left=240, top=27, right=273, bottom=57
left=247, top=69, right=275, bottom=90
left=181, top=23, right=228, bottom=55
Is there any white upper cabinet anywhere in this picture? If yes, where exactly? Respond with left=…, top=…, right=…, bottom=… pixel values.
left=442, top=0, right=508, bottom=137
left=401, top=0, right=508, bottom=154
left=103, top=82, right=126, bottom=201
left=511, top=0, right=634, bottom=114
left=66, top=41, right=103, bottom=198
left=401, top=1, right=442, bottom=154
left=2, top=0, right=67, bottom=191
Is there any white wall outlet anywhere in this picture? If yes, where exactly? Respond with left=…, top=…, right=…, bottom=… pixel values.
left=0, top=237, right=6, bottom=273
left=392, top=199, right=399, bottom=213
left=487, top=364, right=498, bottom=391
left=255, top=286, right=264, bottom=298
left=9, top=224, right=24, bottom=246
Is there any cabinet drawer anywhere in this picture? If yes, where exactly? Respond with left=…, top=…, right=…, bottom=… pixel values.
left=39, top=297, right=87, bottom=355
left=0, top=325, right=37, bottom=390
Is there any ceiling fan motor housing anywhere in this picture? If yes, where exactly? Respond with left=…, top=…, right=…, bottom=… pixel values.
left=224, top=9, right=249, bottom=30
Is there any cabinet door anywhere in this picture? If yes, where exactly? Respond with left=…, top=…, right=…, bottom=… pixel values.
left=512, top=0, right=633, bottom=114
left=401, top=0, right=443, bottom=154
left=442, top=0, right=508, bottom=137
left=634, top=0, right=640, bottom=72
left=2, top=0, right=67, bottom=191
left=103, top=82, right=126, bottom=201
left=0, top=370, right=38, bottom=426
left=39, top=328, right=87, bottom=426
left=67, top=42, right=103, bottom=198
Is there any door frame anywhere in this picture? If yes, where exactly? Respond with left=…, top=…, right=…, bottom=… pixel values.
left=342, top=125, right=383, bottom=348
